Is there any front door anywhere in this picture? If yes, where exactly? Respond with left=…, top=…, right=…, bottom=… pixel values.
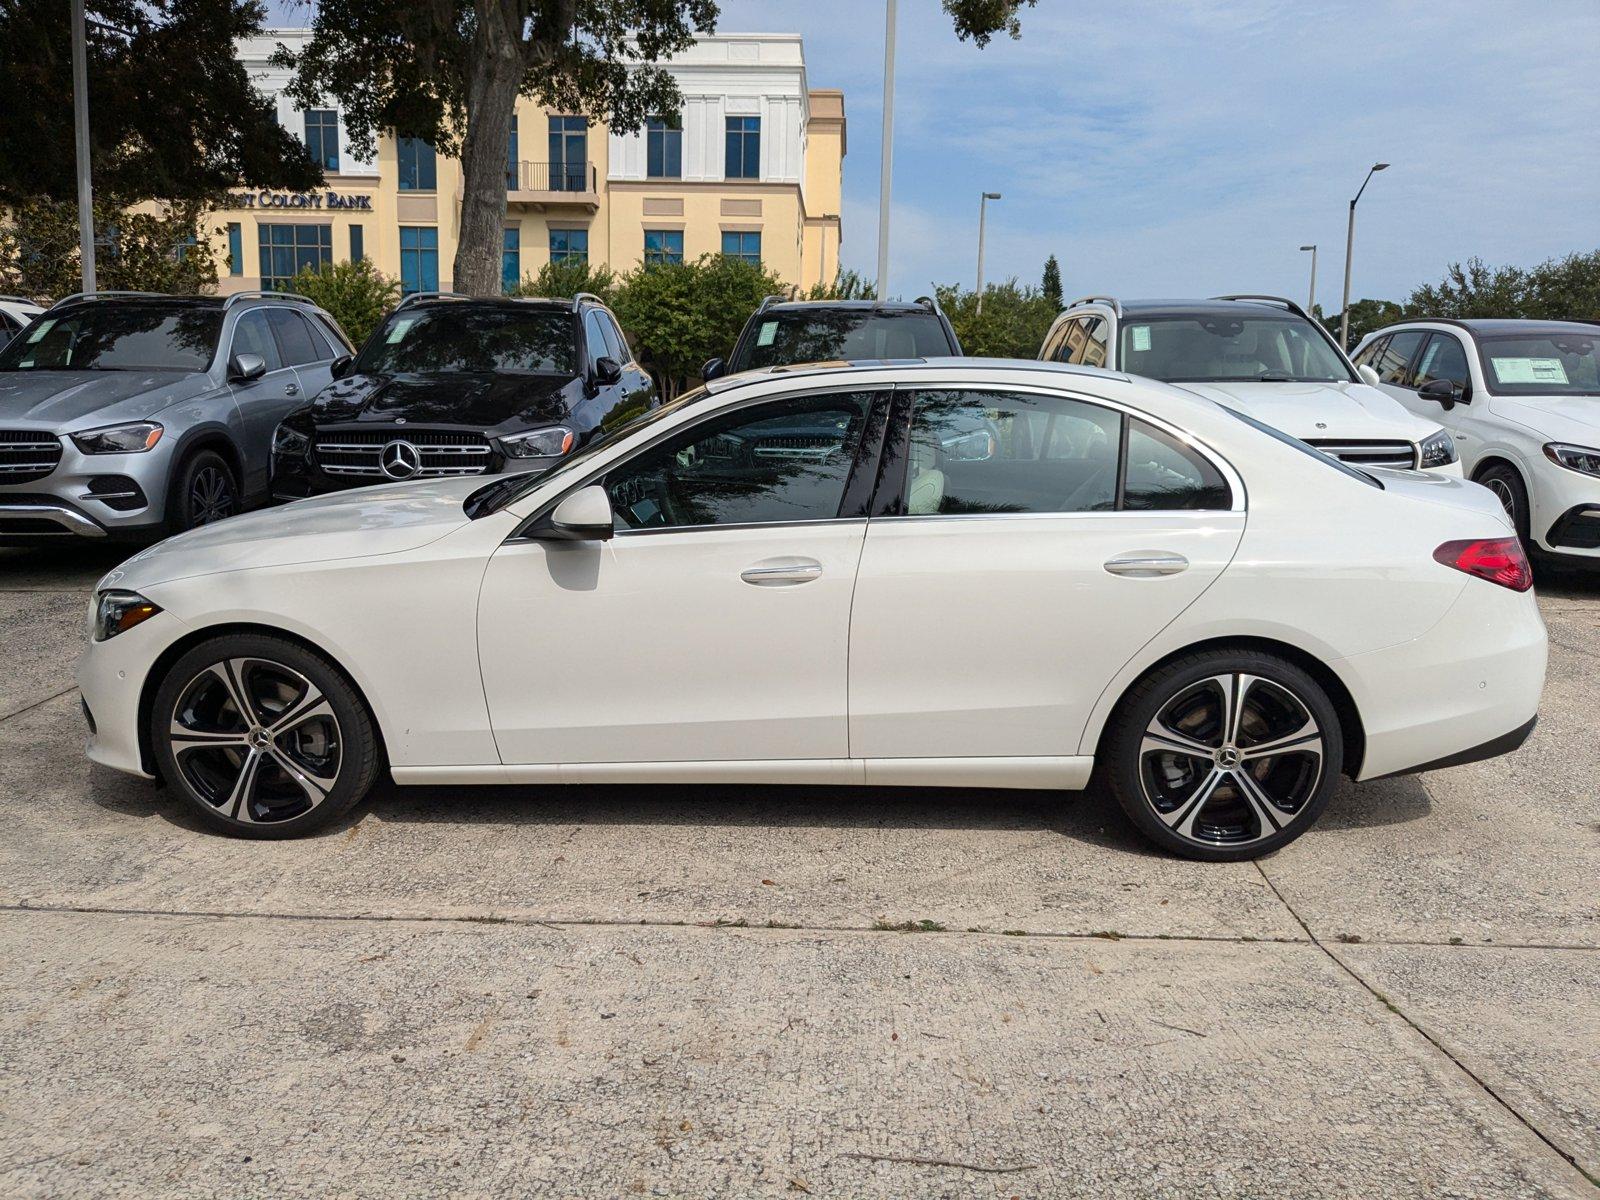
left=849, top=387, right=1245, bottom=760
left=477, top=389, right=888, bottom=764
left=225, top=309, right=296, bottom=495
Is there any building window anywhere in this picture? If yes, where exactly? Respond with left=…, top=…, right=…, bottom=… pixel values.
left=721, top=230, right=760, bottom=264
left=502, top=227, right=520, bottom=293
left=175, top=235, right=197, bottom=263
left=548, top=116, right=588, bottom=192
left=350, top=225, right=364, bottom=263
left=647, top=117, right=682, bottom=179
left=725, top=116, right=760, bottom=179
left=399, top=226, right=439, bottom=294
left=549, top=228, right=588, bottom=264
left=227, top=223, right=243, bottom=276
left=259, top=224, right=333, bottom=290
left=644, top=229, right=684, bottom=266
left=305, top=109, right=340, bottom=172
left=506, top=114, right=519, bottom=190
left=397, top=138, right=436, bottom=191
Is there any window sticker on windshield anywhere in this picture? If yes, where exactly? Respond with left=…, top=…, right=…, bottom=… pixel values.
left=1493, top=356, right=1568, bottom=385
left=1130, top=325, right=1151, bottom=352
left=24, top=319, right=53, bottom=344
left=385, top=315, right=419, bottom=344
left=756, top=320, right=778, bottom=347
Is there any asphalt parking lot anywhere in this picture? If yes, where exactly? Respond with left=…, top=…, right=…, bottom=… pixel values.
left=1, top=545, right=1596, bottom=1199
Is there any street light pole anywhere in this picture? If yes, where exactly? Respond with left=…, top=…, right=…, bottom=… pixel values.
left=1338, top=162, right=1388, bottom=350
left=71, top=0, right=96, bottom=292
left=1299, top=244, right=1317, bottom=316
left=874, top=0, right=897, bottom=301
left=975, top=191, right=1001, bottom=315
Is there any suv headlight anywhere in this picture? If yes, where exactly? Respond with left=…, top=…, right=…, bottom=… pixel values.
left=93, top=590, right=162, bottom=641
left=272, top=423, right=310, bottom=458
left=1418, top=429, right=1457, bottom=468
left=501, top=426, right=575, bottom=458
left=72, top=422, right=163, bottom=454
left=1544, top=443, right=1600, bottom=478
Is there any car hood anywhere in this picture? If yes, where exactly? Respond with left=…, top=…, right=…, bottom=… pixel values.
left=0, top=369, right=212, bottom=428
left=1490, top=395, right=1600, bottom=447
left=310, top=370, right=577, bottom=433
left=1174, top=380, right=1437, bottom=443
left=97, top=477, right=490, bottom=590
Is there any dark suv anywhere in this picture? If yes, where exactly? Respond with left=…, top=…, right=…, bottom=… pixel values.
left=703, top=296, right=962, bottom=380
left=271, top=292, right=655, bottom=497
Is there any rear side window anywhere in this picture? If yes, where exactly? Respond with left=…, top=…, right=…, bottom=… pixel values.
left=1123, top=420, right=1231, bottom=510
left=267, top=309, right=323, bottom=366
left=1372, top=329, right=1425, bottom=386
left=1048, top=317, right=1108, bottom=367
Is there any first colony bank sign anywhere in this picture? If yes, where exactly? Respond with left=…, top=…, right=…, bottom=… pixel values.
left=225, top=189, right=372, bottom=211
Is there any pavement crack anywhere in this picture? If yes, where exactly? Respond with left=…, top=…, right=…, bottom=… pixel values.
left=0, top=685, right=78, bottom=727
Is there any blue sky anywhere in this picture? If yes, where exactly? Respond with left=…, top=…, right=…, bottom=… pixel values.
left=269, top=0, right=1600, bottom=306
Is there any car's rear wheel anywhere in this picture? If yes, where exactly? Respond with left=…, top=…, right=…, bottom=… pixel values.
left=1103, top=649, right=1343, bottom=861
left=170, top=449, right=239, bottom=533
left=151, top=634, right=380, bottom=838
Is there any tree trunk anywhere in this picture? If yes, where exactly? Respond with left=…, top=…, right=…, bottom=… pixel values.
left=452, top=2, right=524, bottom=296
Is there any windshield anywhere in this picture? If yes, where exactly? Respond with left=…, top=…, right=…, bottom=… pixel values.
left=730, top=309, right=950, bottom=372
left=358, top=306, right=577, bottom=375
left=1120, top=313, right=1354, bottom=384
left=1477, top=331, right=1600, bottom=396
left=0, top=305, right=222, bottom=372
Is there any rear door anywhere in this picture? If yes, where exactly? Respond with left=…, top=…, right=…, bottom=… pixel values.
left=848, top=386, right=1244, bottom=763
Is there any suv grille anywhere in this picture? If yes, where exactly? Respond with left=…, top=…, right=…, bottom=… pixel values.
left=0, top=429, right=64, bottom=484
left=1305, top=439, right=1418, bottom=469
left=313, top=429, right=494, bottom=477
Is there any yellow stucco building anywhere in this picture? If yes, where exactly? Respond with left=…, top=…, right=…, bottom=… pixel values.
left=211, top=32, right=845, bottom=297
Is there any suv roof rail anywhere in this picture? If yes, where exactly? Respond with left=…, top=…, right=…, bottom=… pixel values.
left=755, top=294, right=788, bottom=314
left=570, top=291, right=608, bottom=310
left=223, top=289, right=315, bottom=309
left=1065, top=295, right=1123, bottom=317
left=0, top=294, right=43, bottom=305
left=49, top=290, right=168, bottom=309
left=395, top=290, right=471, bottom=311
left=914, top=293, right=947, bottom=318
left=1212, top=293, right=1312, bottom=320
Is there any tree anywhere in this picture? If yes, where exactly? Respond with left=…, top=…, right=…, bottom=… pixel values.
left=1407, top=251, right=1600, bottom=324
left=803, top=268, right=876, bottom=300
left=0, top=0, right=320, bottom=206
left=511, top=259, right=620, bottom=305
left=0, top=197, right=218, bottom=299
left=288, top=259, right=400, bottom=347
left=935, top=277, right=1056, bottom=358
left=278, top=2, right=718, bottom=297
left=1329, top=298, right=1407, bottom=347
left=943, top=0, right=1037, bottom=44
left=1041, top=255, right=1063, bottom=309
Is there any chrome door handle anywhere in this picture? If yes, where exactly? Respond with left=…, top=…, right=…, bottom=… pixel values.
left=1104, top=552, right=1189, bottom=577
left=741, top=560, right=823, bottom=586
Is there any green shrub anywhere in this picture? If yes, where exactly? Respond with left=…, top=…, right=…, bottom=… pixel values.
left=288, top=259, right=399, bottom=348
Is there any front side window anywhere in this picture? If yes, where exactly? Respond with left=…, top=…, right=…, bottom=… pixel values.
left=1414, top=333, right=1470, bottom=391
left=1478, top=331, right=1600, bottom=396
left=1352, top=334, right=1387, bottom=368
left=1371, top=329, right=1425, bottom=386
left=549, top=116, right=588, bottom=191
left=397, top=138, right=437, bottom=191
left=725, top=116, right=760, bottom=179
left=502, top=227, right=520, bottom=294
left=647, top=117, right=682, bottom=179
left=304, top=109, right=340, bottom=172
left=550, top=228, right=588, bottom=264
left=1120, top=313, right=1354, bottom=383
left=0, top=304, right=222, bottom=372
left=644, top=229, right=684, bottom=265
left=731, top=309, right=951, bottom=373
left=357, top=306, right=577, bottom=376
left=398, top=226, right=439, bottom=294
left=603, top=392, right=874, bottom=530
left=721, top=230, right=761, bottom=264
left=229, top=309, right=282, bottom=373
left=582, top=310, right=612, bottom=366
left=259, top=224, right=332, bottom=290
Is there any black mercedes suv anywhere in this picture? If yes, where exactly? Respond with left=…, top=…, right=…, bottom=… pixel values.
left=271, top=292, right=655, bottom=497
left=702, top=296, right=962, bottom=380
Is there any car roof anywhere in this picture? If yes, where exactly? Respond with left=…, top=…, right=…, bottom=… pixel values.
left=1375, top=317, right=1600, bottom=338
left=703, top=356, right=1132, bottom=395
left=1108, top=299, right=1310, bottom=319
left=760, top=300, right=938, bottom=315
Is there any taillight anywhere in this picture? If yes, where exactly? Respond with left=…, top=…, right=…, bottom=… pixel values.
left=1433, top=538, right=1533, bottom=592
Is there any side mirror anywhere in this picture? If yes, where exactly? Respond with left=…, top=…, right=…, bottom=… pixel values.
left=593, top=356, right=622, bottom=385
left=1418, top=377, right=1463, bottom=408
left=1356, top=364, right=1381, bottom=387
left=229, top=352, right=267, bottom=382
left=538, top=484, right=614, bottom=541
left=330, top=354, right=354, bottom=379
left=702, top=357, right=725, bottom=381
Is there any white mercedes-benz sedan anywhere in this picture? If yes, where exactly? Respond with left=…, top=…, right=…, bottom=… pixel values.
left=79, top=359, right=1547, bottom=860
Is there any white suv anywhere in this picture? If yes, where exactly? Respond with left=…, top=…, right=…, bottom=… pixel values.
left=0, top=295, right=45, bottom=347
left=1355, top=318, right=1600, bottom=564
left=1040, top=295, right=1460, bottom=474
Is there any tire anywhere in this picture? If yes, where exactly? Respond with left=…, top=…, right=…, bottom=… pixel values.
left=169, top=449, right=240, bottom=533
left=151, top=633, right=380, bottom=839
left=1474, top=462, right=1535, bottom=554
left=1102, top=649, right=1344, bottom=862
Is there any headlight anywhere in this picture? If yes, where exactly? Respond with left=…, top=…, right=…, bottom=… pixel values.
left=272, top=423, right=310, bottom=458
left=1544, top=443, right=1600, bottom=478
left=501, top=426, right=576, bottom=458
left=93, top=590, right=162, bottom=641
left=71, top=422, right=163, bottom=454
left=1418, top=430, right=1457, bottom=468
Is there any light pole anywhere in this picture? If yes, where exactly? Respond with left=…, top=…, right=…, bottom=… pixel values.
left=875, top=0, right=897, bottom=301
left=72, top=0, right=96, bottom=292
left=1299, top=244, right=1317, bottom=316
left=1339, top=162, right=1388, bottom=350
left=975, top=191, right=1001, bottom=314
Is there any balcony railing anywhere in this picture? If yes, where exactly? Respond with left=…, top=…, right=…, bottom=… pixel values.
left=507, top=161, right=597, bottom=195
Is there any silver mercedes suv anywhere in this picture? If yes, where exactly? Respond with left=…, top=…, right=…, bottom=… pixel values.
left=0, top=291, right=352, bottom=544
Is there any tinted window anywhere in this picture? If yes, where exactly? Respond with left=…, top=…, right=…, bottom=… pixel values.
left=601, top=314, right=627, bottom=363
left=731, top=309, right=951, bottom=372
left=230, top=310, right=282, bottom=372
left=904, top=390, right=1121, bottom=515
left=603, top=392, right=873, bottom=530
left=0, top=305, right=222, bottom=372
left=1414, top=334, right=1470, bottom=391
left=1372, top=329, right=1425, bottom=386
left=357, top=306, right=576, bottom=375
left=1353, top=334, right=1388, bottom=368
left=582, top=310, right=611, bottom=366
left=1478, top=331, right=1600, bottom=396
left=1047, top=318, right=1104, bottom=365
left=1123, top=420, right=1231, bottom=510
left=268, top=309, right=322, bottom=366
left=1119, top=313, right=1352, bottom=383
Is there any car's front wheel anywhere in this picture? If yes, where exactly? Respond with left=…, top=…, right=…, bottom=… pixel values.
left=151, top=634, right=380, bottom=838
left=1103, top=650, right=1344, bottom=861
left=170, top=449, right=239, bottom=533
left=1475, top=462, right=1534, bottom=554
